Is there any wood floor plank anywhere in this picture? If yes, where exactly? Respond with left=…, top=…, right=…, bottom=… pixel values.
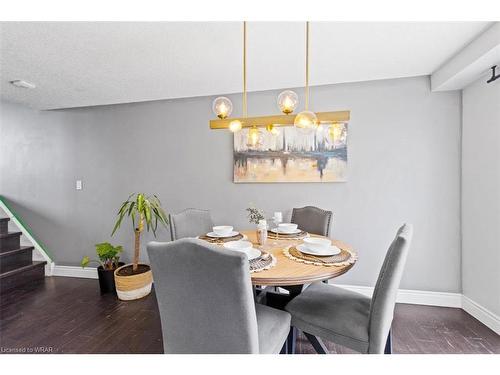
left=0, top=277, right=498, bottom=354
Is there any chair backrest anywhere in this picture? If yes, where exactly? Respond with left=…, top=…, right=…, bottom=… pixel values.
left=291, top=206, right=333, bottom=236
left=169, top=208, right=213, bottom=240
left=368, top=224, right=413, bottom=353
left=147, top=238, right=259, bottom=354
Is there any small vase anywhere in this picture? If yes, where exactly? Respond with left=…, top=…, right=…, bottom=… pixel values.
left=257, top=220, right=268, bottom=245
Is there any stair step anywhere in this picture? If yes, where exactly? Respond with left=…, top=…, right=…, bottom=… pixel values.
left=0, top=231, right=22, bottom=253
left=0, top=231, right=21, bottom=238
left=0, top=261, right=46, bottom=293
left=0, top=217, right=9, bottom=234
left=0, top=246, right=34, bottom=273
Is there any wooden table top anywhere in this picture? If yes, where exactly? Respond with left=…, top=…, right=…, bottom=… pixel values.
left=240, top=230, right=356, bottom=286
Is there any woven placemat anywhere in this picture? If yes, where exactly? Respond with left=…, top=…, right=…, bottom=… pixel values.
left=267, top=230, right=309, bottom=240
left=249, top=253, right=276, bottom=273
left=198, top=233, right=244, bottom=243
left=283, top=246, right=357, bottom=267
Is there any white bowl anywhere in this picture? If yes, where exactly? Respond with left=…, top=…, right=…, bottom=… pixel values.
left=213, top=225, right=233, bottom=236
left=278, top=223, right=298, bottom=233
left=302, top=237, right=332, bottom=252
left=223, top=240, right=253, bottom=254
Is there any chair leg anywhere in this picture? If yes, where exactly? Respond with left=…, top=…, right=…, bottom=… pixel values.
left=287, top=326, right=297, bottom=354
left=280, top=341, right=288, bottom=354
left=384, top=329, right=392, bottom=354
left=304, top=332, right=328, bottom=354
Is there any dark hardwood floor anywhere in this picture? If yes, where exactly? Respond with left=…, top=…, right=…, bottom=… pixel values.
left=1, top=277, right=498, bottom=354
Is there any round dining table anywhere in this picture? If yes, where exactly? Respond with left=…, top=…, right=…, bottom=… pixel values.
left=241, top=230, right=357, bottom=287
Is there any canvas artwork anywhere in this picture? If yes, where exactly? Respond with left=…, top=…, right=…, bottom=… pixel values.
left=233, top=123, right=348, bottom=183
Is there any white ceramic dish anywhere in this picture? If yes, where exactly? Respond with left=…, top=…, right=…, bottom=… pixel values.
left=270, top=228, right=302, bottom=234
left=206, top=231, right=239, bottom=238
left=223, top=241, right=261, bottom=260
left=213, top=225, right=233, bottom=236
left=297, top=243, right=341, bottom=256
left=246, top=248, right=262, bottom=261
left=302, top=237, right=332, bottom=251
left=223, top=240, right=253, bottom=252
left=278, top=223, right=298, bottom=233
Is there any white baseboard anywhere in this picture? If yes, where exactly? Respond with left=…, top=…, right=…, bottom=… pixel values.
left=52, top=265, right=98, bottom=279
left=462, top=295, right=500, bottom=335
left=397, top=289, right=463, bottom=307
left=334, top=283, right=463, bottom=308
left=44, top=262, right=55, bottom=276
left=49, top=265, right=498, bottom=334
left=334, top=283, right=499, bottom=334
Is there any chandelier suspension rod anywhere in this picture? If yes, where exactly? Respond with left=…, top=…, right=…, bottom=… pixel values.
left=305, top=21, right=310, bottom=111
left=243, top=21, right=248, bottom=118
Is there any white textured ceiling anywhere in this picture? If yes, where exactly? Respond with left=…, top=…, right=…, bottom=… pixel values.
left=0, top=21, right=492, bottom=110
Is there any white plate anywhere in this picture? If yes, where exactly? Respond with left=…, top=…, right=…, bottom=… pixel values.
left=270, top=228, right=302, bottom=234
left=198, top=234, right=247, bottom=241
left=297, top=244, right=341, bottom=256
left=222, top=243, right=261, bottom=260
left=206, top=231, right=240, bottom=238
left=246, top=248, right=262, bottom=261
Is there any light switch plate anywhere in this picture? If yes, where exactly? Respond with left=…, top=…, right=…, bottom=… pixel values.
left=76, top=180, right=83, bottom=190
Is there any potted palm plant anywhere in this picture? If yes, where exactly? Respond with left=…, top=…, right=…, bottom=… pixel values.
left=111, top=193, right=168, bottom=300
left=81, top=242, right=124, bottom=294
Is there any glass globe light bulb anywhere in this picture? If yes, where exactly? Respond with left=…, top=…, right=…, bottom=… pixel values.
left=212, top=97, right=233, bottom=119
left=229, top=120, right=243, bottom=133
left=247, top=127, right=263, bottom=148
left=266, top=124, right=280, bottom=136
left=277, top=90, right=299, bottom=114
left=294, top=110, right=319, bottom=134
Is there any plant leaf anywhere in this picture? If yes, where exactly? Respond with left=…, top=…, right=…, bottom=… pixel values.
left=111, top=212, right=126, bottom=236
left=112, top=192, right=168, bottom=236
left=127, top=201, right=135, bottom=217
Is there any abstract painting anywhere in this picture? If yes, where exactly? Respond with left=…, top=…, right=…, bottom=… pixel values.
left=234, top=123, right=348, bottom=183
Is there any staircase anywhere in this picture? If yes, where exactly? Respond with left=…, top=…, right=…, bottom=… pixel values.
left=0, top=217, right=46, bottom=293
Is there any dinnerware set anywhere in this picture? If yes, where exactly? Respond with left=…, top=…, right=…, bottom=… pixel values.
left=203, top=224, right=339, bottom=259
left=299, top=237, right=341, bottom=256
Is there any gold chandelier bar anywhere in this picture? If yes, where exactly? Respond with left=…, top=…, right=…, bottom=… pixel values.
left=209, top=110, right=350, bottom=129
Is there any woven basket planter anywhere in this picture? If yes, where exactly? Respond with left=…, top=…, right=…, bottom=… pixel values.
left=114, top=263, right=153, bottom=301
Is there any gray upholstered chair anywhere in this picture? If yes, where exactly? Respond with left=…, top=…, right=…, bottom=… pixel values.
left=169, top=208, right=213, bottom=240
left=285, top=224, right=413, bottom=354
left=291, top=206, right=333, bottom=236
left=147, top=238, right=291, bottom=354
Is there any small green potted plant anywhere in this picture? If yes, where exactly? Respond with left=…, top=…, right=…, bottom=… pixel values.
left=81, top=242, right=124, bottom=294
left=112, top=193, right=169, bottom=301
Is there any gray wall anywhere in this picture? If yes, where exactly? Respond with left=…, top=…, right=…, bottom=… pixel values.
left=0, top=76, right=462, bottom=292
left=462, top=76, right=500, bottom=315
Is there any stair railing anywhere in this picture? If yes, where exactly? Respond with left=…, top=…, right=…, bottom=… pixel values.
left=0, top=195, right=54, bottom=274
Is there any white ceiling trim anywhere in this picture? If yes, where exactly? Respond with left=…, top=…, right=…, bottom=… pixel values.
left=431, top=23, right=500, bottom=91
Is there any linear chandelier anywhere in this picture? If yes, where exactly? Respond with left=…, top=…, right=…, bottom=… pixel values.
left=209, top=22, right=350, bottom=142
